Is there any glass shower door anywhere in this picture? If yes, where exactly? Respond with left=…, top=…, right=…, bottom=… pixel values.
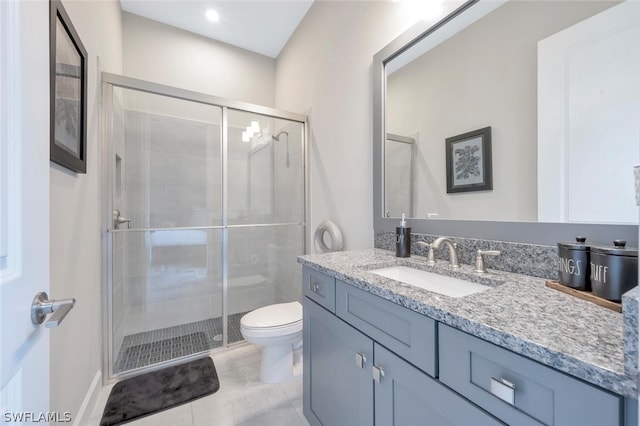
left=108, top=86, right=224, bottom=374
left=226, top=109, right=305, bottom=335
left=103, top=74, right=307, bottom=380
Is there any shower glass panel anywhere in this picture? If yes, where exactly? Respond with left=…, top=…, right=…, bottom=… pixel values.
left=104, top=74, right=307, bottom=381
left=226, top=109, right=305, bottom=334
left=109, top=86, right=224, bottom=375
left=385, top=135, right=414, bottom=218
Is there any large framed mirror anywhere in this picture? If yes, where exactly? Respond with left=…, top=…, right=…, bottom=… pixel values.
left=373, top=0, right=640, bottom=245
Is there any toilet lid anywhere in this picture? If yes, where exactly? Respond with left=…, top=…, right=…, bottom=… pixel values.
left=241, top=301, right=302, bottom=328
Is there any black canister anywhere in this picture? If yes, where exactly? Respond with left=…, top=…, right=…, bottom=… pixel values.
left=557, top=236, right=590, bottom=290
left=590, top=240, right=638, bottom=302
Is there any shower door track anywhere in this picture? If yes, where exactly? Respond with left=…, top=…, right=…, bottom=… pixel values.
left=101, top=72, right=308, bottom=384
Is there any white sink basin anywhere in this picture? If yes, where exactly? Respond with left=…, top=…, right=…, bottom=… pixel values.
left=370, top=266, right=489, bottom=298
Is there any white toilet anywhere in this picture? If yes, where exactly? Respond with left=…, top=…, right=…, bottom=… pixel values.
left=240, top=301, right=303, bottom=384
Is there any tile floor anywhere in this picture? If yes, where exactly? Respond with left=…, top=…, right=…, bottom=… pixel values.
left=114, top=312, right=247, bottom=373
left=90, top=343, right=309, bottom=426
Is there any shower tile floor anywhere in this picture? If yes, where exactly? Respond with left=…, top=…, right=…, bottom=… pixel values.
left=114, top=312, right=247, bottom=373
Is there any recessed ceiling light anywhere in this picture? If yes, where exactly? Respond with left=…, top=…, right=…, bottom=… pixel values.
left=206, top=9, right=219, bottom=22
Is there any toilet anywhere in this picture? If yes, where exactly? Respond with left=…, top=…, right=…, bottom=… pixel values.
left=240, top=301, right=303, bottom=384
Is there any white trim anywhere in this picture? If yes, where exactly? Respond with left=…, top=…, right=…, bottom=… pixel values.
left=73, top=370, right=102, bottom=426
left=0, top=0, right=22, bottom=283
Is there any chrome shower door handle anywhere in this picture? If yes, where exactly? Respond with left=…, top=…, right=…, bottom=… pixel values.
left=113, top=209, right=132, bottom=229
left=31, top=292, right=76, bottom=328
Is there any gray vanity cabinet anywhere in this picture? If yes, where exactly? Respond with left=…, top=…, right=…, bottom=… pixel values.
left=303, top=267, right=503, bottom=425
left=439, top=324, right=624, bottom=426
left=303, top=296, right=373, bottom=426
left=374, top=343, right=504, bottom=425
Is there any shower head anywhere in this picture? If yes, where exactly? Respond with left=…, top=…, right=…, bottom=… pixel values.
left=272, top=131, right=288, bottom=141
left=271, top=131, right=290, bottom=168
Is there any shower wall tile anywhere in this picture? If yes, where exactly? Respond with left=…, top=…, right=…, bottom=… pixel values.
left=228, top=281, right=275, bottom=315
left=165, top=183, right=208, bottom=211
left=124, top=115, right=144, bottom=152
left=179, top=268, right=222, bottom=299
left=126, top=293, right=215, bottom=335
left=124, top=243, right=146, bottom=278
left=149, top=244, right=208, bottom=271
left=149, top=120, right=212, bottom=158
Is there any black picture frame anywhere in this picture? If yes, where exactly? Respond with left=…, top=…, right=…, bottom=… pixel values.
left=446, top=127, right=492, bottom=193
left=50, top=0, right=87, bottom=173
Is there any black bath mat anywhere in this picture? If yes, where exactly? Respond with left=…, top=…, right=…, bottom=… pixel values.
left=100, top=357, right=219, bottom=426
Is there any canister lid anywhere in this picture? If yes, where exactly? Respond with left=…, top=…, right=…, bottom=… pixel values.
left=591, top=240, right=638, bottom=257
left=557, top=236, right=590, bottom=251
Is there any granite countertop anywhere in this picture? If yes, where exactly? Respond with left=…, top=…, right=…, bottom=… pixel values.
left=298, top=248, right=638, bottom=399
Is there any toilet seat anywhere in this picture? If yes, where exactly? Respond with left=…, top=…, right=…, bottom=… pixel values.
left=241, top=301, right=302, bottom=329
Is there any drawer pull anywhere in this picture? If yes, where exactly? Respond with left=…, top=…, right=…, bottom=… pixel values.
left=310, top=281, right=320, bottom=294
left=355, top=352, right=367, bottom=368
left=372, top=365, right=385, bottom=383
left=490, top=377, right=516, bottom=405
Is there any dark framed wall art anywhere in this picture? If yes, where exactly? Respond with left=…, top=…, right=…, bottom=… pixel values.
left=50, top=0, right=87, bottom=173
left=446, top=126, right=492, bottom=194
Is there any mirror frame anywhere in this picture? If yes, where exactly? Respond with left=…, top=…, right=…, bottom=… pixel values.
left=372, top=0, right=638, bottom=246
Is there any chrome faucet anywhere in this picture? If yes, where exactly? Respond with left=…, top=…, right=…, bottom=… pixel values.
left=432, top=237, right=460, bottom=268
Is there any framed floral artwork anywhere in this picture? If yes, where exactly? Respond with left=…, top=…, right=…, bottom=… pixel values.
left=446, top=127, right=492, bottom=193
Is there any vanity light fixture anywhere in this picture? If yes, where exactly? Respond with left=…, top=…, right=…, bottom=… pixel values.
left=206, top=9, right=219, bottom=22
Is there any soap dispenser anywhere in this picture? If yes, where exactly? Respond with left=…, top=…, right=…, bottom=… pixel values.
left=396, top=214, right=411, bottom=258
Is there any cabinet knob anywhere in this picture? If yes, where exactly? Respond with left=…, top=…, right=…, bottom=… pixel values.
left=372, top=365, right=385, bottom=383
left=355, top=352, right=367, bottom=369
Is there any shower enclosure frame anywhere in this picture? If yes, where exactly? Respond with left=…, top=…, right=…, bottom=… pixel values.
left=100, top=72, right=308, bottom=384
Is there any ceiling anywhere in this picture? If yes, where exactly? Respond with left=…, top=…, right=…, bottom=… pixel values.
left=120, top=0, right=315, bottom=58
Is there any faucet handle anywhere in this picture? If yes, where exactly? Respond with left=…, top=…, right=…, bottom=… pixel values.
left=415, top=241, right=436, bottom=264
left=474, top=250, right=501, bottom=274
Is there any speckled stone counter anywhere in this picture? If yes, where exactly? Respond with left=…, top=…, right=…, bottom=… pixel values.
left=298, top=248, right=638, bottom=399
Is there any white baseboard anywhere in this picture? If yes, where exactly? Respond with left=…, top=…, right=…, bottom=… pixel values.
left=73, top=370, right=102, bottom=426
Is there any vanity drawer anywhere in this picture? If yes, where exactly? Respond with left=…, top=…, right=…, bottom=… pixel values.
left=303, top=267, right=336, bottom=313
left=439, top=324, right=623, bottom=426
left=335, top=280, right=436, bottom=377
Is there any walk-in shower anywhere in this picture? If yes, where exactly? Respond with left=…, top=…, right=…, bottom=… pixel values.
left=101, top=73, right=306, bottom=381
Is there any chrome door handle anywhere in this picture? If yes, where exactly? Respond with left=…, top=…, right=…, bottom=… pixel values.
left=31, top=292, right=76, bottom=328
left=113, top=209, right=131, bottom=229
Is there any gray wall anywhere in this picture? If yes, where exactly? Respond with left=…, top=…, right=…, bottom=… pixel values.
left=122, top=12, right=277, bottom=107
left=49, top=0, right=123, bottom=423
left=275, top=1, right=420, bottom=251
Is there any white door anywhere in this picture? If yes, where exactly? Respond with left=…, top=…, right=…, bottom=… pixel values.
left=538, top=1, right=640, bottom=223
left=1, top=0, right=52, bottom=422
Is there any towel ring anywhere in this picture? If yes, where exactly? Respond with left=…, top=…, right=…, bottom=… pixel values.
left=314, top=220, right=344, bottom=253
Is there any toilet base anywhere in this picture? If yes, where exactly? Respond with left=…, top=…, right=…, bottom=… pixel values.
left=259, top=342, right=302, bottom=384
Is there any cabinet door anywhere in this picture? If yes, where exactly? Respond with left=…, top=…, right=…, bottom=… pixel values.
left=374, top=344, right=504, bottom=426
left=303, top=298, right=374, bottom=426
